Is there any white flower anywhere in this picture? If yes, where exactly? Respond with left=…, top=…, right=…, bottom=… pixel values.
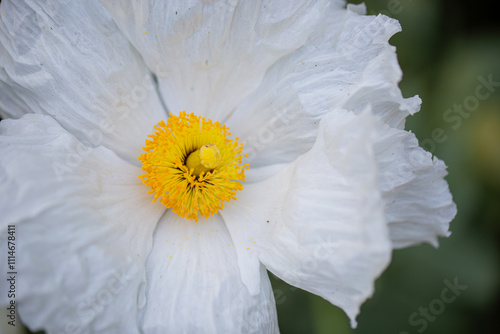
left=0, top=1, right=456, bottom=333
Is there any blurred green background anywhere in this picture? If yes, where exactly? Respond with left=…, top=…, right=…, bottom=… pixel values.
left=272, top=0, right=500, bottom=333
left=9, top=0, right=500, bottom=333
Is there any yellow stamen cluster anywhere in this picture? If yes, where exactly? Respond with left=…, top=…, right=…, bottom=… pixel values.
left=138, top=111, right=248, bottom=221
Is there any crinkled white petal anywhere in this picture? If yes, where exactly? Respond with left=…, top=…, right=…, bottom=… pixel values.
left=101, top=0, right=343, bottom=121
left=227, top=6, right=419, bottom=170
left=374, top=122, right=456, bottom=248
left=0, top=114, right=164, bottom=333
left=140, top=212, right=278, bottom=334
left=221, top=110, right=391, bottom=327
left=0, top=0, right=165, bottom=163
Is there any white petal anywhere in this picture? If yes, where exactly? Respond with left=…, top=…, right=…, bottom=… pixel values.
left=102, top=0, right=337, bottom=121
left=0, top=114, right=164, bottom=333
left=346, top=3, right=367, bottom=15
left=0, top=0, right=166, bottom=163
left=227, top=7, right=418, bottom=169
left=375, top=122, right=456, bottom=248
left=140, top=212, right=278, bottom=334
left=221, top=110, right=391, bottom=327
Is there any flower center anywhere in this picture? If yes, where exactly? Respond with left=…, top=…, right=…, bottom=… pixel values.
left=138, top=111, right=248, bottom=221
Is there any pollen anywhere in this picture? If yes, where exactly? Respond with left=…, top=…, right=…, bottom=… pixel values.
left=138, top=111, right=248, bottom=221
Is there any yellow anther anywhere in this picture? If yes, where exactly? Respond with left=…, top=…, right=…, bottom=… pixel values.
left=138, top=111, right=248, bottom=221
